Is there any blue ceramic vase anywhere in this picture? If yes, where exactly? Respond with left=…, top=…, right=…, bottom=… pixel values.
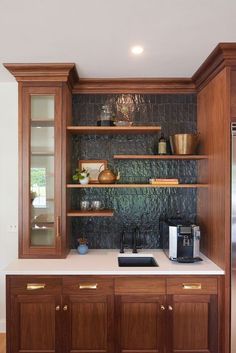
left=77, top=244, right=88, bottom=255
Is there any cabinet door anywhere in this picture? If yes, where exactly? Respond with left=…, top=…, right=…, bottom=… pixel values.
left=116, top=295, right=165, bottom=353
left=63, top=294, right=114, bottom=353
left=20, top=86, right=63, bottom=257
left=9, top=293, right=61, bottom=353
left=168, top=294, right=218, bottom=353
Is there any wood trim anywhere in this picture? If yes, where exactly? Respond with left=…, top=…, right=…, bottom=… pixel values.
left=72, top=77, right=196, bottom=94
left=192, top=43, right=236, bottom=91
left=0, top=334, right=6, bottom=353
left=67, top=125, right=161, bottom=134
left=3, top=63, right=79, bottom=91
left=113, top=154, right=208, bottom=160
left=67, top=209, right=114, bottom=217
left=67, top=183, right=208, bottom=188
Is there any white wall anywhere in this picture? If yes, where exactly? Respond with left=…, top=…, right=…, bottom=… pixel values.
left=0, top=83, right=18, bottom=332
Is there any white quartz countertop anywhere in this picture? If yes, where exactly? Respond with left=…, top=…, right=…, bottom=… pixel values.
left=3, top=250, right=224, bottom=275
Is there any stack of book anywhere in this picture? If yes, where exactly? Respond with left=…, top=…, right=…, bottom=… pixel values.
left=149, top=178, right=179, bottom=185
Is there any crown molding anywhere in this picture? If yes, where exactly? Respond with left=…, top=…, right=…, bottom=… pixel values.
left=192, top=43, right=236, bottom=91
left=3, top=63, right=79, bottom=91
left=72, top=78, right=196, bottom=94
left=4, top=43, right=236, bottom=94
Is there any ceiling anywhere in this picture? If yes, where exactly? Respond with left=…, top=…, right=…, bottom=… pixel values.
left=0, top=0, right=236, bottom=82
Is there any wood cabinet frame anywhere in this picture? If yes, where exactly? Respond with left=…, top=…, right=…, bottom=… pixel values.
left=5, top=43, right=236, bottom=352
left=6, top=275, right=222, bottom=353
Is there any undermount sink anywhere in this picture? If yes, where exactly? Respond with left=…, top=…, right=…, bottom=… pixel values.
left=118, top=256, right=159, bottom=267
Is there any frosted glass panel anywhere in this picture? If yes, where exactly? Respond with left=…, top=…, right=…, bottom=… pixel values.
left=30, top=95, right=55, bottom=247
left=31, top=95, right=54, bottom=120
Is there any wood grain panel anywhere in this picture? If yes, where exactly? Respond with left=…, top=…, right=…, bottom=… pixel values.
left=10, top=293, right=60, bottom=353
left=0, top=334, right=6, bottom=353
left=67, top=125, right=161, bottom=134
left=231, top=70, right=236, bottom=117
left=20, top=301, right=55, bottom=350
left=115, top=277, right=165, bottom=295
left=167, top=277, right=217, bottom=295
left=64, top=294, right=114, bottom=353
left=168, top=294, right=218, bottom=353
left=72, top=77, right=196, bottom=94
left=72, top=301, right=107, bottom=350
left=61, top=83, right=72, bottom=258
left=67, top=183, right=208, bottom=188
left=173, top=301, right=209, bottom=350
left=197, top=67, right=231, bottom=270
left=10, top=276, right=61, bottom=295
left=116, top=295, right=165, bottom=353
left=63, top=276, right=113, bottom=295
left=113, top=154, right=208, bottom=160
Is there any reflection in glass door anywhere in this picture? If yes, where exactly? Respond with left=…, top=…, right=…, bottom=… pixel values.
left=30, top=95, right=55, bottom=246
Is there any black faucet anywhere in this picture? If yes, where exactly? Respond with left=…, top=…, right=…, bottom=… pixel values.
left=132, top=227, right=139, bottom=253
left=120, top=230, right=125, bottom=253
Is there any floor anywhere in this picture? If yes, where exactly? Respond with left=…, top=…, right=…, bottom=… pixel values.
left=0, top=334, right=6, bottom=353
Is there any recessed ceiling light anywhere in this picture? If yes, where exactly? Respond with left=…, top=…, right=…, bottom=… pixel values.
left=131, top=46, right=144, bottom=55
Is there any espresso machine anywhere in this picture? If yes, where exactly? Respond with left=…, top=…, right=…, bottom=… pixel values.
left=161, top=219, right=202, bottom=263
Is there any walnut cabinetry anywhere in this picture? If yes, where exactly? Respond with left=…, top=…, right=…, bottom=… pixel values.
left=8, top=65, right=77, bottom=258
left=6, top=275, right=221, bottom=353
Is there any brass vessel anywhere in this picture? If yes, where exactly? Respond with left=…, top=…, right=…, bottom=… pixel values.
left=98, top=168, right=120, bottom=184
left=170, top=133, right=199, bottom=155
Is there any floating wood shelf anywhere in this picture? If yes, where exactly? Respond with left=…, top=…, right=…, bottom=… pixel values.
left=113, top=154, right=208, bottom=160
left=31, top=120, right=54, bottom=127
left=67, top=209, right=114, bottom=217
left=31, top=227, right=54, bottom=231
left=31, top=151, right=54, bottom=156
left=67, top=183, right=208, bottom=189
left=67, top=126, right=161, bottom=134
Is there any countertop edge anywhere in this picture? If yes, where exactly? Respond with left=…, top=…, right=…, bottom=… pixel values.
left=2, top=270, right=225, bottom=276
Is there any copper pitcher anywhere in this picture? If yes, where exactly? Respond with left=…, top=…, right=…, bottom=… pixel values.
left=98, top=168, right=120, bottom=184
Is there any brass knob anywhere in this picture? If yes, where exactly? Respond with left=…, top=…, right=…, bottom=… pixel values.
left=55, top=305, right=60, bottom=311
left=160, top=305, right=166, bottom=311
left=63, top=305, right=68, bottom=311
left=168, top=305, right=173, bottom=311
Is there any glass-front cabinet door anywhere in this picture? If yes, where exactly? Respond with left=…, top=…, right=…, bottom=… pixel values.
left=20, top=86, right=62, bottom=257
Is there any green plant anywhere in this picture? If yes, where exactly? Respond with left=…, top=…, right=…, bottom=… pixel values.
left=77, top=237, right=88, bottom=245
left=72, top=168, right=89, bottom=181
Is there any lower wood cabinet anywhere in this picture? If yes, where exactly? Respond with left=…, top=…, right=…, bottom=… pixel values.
left=168, top=294, right=218, bottom=353
left=7, top=277, right=62, bottom=353
left=6, top=275, right=221, bottom=353
left=115, top=294, right=165, bottom=353
left=62, top=276, right=114, bottom=353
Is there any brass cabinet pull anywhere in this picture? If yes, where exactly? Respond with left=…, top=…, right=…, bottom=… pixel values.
left=55, top=305, right=60, bottom=311
left=63, top=305, right=68, bottom=311
left=168, top=305, right=173, bottom=311
left=182, top=283, right=202, bottom=290
left=79, top=283, right=98, bottom=290
left=27, top=283, right=46, bottom=290
left=160, top=305, right=166, bottom=311
left=56, top=216, right=61, bottom=238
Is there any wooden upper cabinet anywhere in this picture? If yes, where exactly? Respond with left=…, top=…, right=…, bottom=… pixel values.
left=3, top=64, right=78, bottom=258
left=19, top=85, right=66, bottom=257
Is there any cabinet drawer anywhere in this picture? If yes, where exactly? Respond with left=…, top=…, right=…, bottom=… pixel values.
left=167, top=277, right=218, bottom=294
left=115, top=277, right=165, bottom=294
left=9, top=276, right=62, bottom=295
left=62, top=276, right=114, bottom=295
